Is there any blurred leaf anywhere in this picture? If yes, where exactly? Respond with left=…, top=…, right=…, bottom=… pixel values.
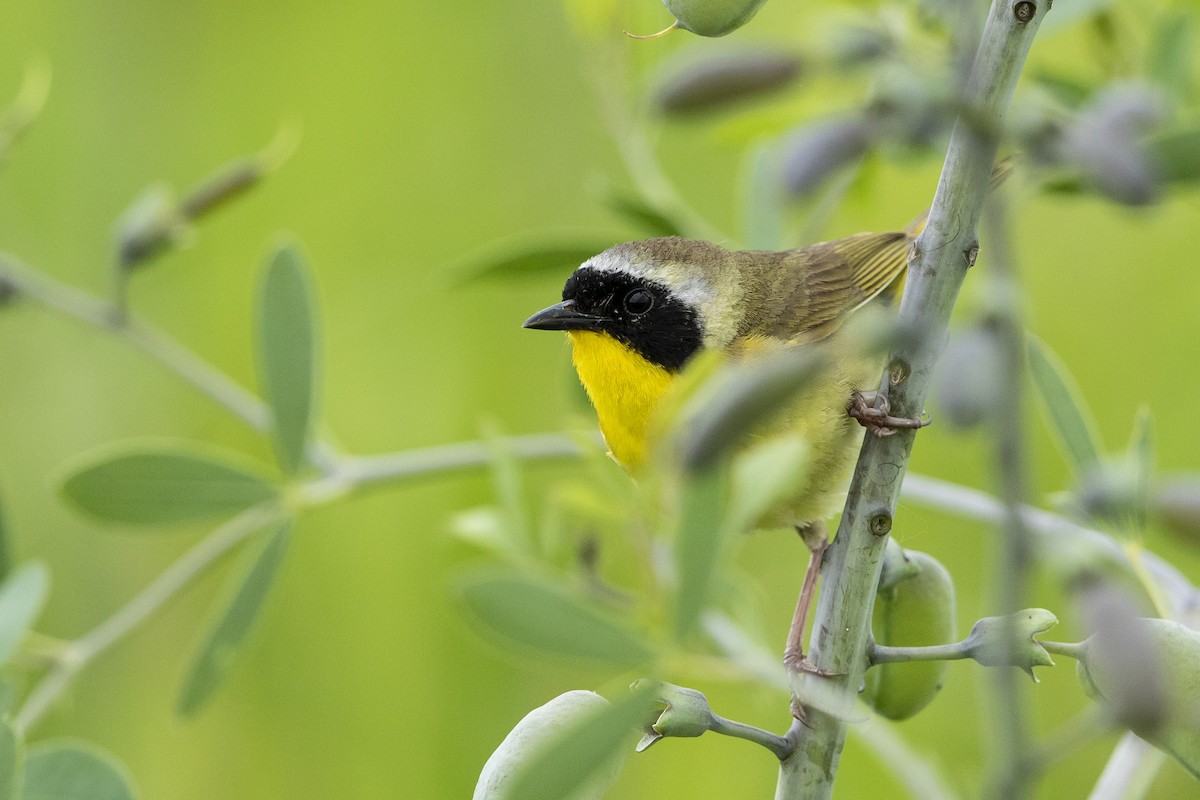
left=0, top=719, right=18, bottom=800
left=1127, top=406, right=1154, bottom=529
left=1030, top=71, right=1094, bottom=108
left=1149, top=128, right=1200, bottom=184
left=935, top=325, right=1004, bottom=428
left=480, top=424, right=534, bottom=555
left=0, top=486, right=10, bottom=580
left=178, top=521, right=290, bottom=716
left=1148, top=12, right=1193, bottom=100
left=21, top=740, right=136, bottom=800
left=1037, top=0, right=1115, bottom=37
left=448, top=507, right=518, bottom=557
left=1154, top=476, right=1200, bottom=545
left=781, top=117, right=872, bottom=197
left=597, top=186, right=684, bottom=238
left=741, top=142, right=784, bottom=250
left=114, top=183, right=184, bottom=269
left=505, top=685, right=653, bottom=800
left=458, top=571, right=653, bottom=667
left=59, top=444, right=278, bottom=526
left=257, top=243, right=318, bottom=475
left=448, top=234, right=614, bottom=285
left=654, top=50, right=801, bottom=116
left=1027, top=336, right=1103, bottom=476
left=0, top=62, right=51, bottom=162
left=0, top=563, right=49, bottom=664
left=728, top=435, right=809, bottom=533
left=674, top=463, right=731, bottom=639
left=680, top=347, right=826, bottom=470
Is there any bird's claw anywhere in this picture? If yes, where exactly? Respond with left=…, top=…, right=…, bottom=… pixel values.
left=848, top=390, right=930, bottom=438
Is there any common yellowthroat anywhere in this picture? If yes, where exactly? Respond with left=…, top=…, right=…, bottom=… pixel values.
left=523, top=222, right=928, bottom=671
left=522, top=228, right=923, bottom=498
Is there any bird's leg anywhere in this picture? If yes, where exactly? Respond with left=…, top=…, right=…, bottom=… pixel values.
left=784, top=521, right=830, bottom=675
left=848, top=390, right=931, bottom=438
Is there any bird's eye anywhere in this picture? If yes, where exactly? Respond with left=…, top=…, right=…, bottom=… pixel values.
left=623, top=288, right=654, bottom=316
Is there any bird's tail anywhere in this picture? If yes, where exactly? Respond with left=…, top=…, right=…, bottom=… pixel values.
left=880, top=156, right=1017, bottom=303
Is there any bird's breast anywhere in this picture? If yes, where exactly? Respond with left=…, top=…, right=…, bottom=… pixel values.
left=567, top=331, right=676, bottom=471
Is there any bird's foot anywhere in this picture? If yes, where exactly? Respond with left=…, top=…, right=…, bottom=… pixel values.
left=848, top=390, right=930, bottom=438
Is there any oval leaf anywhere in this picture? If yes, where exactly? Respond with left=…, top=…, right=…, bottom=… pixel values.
left=674, top=463, right=731, bottom=639
left=59, top=444, right=278, bottom=526
left=0, top=562, right=49, bottom=664
left=1026, top=336, right=1103, bottom=475
left=178, top=521, right=290, bottom=716
left=448, top=235, right=615, bottom=285
left=22, top=740, right=136, bottom=800
left=459, top=572, right=653, bottom=668
left=0, top=719, right=18, bottom=800
left=258, top=243, right=318, bottom=475
left=505, top=685, right=653, bottom=800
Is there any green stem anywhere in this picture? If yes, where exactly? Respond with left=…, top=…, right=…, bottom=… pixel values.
left=1090, top=733, right=1167, bottom=800
left=0, top=254, right=337, bottom=470
left=710, top=715, right=794, bottom=760
left=776, top=2, right=1047, bottom=797
left=295, top=434, right=586, bottom=505
left=9, top=433, right=582, bottom=733
left=1041, top=640, right=1088, bottom=661
left=13, top=503, right=283, bottom=734
left=898, top=474, right=1196, bottom=612
left=982, top=162, right=1035, bottom=800
left=869, top=641, right=973, bottom=665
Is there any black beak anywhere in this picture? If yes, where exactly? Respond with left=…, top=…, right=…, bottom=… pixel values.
left=522, top=300, right=606, bottom=331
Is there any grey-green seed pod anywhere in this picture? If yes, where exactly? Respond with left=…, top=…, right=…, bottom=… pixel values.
left=473, top=691, right=626, bottom=800
left=864, top=548, right=957, bottom=720
left=664, top=0, right=770, bottom=37
left=1077, top=618, right=1200, bottom=780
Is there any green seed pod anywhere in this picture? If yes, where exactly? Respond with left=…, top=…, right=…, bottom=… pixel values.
left=473, top=691, right=626, bottom=800
left=664, top=0, right=769, bottom=37
left=1077, top=618, right=1200, bottom=779
left=863, top=548, right=957, bottom=720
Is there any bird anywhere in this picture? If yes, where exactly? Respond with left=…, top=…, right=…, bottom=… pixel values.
left=522, top=220, right=928, bottom=675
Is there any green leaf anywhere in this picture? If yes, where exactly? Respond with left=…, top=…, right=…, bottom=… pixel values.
left=1037, top=0, right=1115, bottom=36
left=0, top=719, right=19, bottom=800
left=674, top=463, right=731, bottom=639
left=680, top=346, right=826, bottom=471
left=505, top=685, right=653, bottom=800
left=178, top=521, right=290, bottom=716
left=742, top=142, right=784, bottom=251
left=728, top=435, right=810, bottom=532
left=458, top=571, right=653, bottom=667
left=21, top=740, right=136, bottom=800
left=59, top=443, right=278, bottom=526
left=1150, top=128, right=1200, bottom=184
left=598, top=186, right=684, bottom=238
left=257, top=242, right=318, bottom=475
left=1127, top=406, right=1155, bottom=531
left=1148, top=12, right=1193, bottom=100
left=0, top=562, right=49, bottom=664
left=480, top=424, right=533, bottom=556
left=1027, top=336, right=1103, bottom=475
left=448, top=234, right=615, bottom=285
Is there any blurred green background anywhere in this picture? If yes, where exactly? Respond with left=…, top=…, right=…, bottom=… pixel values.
left=2, top=0, right=1199, bottom=797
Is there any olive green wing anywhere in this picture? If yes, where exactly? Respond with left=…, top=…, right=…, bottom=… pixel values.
left=738, top=230, right=912, bottom=344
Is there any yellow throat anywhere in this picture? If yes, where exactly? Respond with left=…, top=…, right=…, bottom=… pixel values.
left=568, top=330, right=676, bottom=471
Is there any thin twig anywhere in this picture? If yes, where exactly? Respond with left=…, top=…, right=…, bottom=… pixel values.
left=13, top=503, right=284, bottom=733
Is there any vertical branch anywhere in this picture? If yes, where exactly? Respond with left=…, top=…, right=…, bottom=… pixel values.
left=981, top=186, right=1036, bottom=799
left=775, top=1, right=1048, bottom=798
